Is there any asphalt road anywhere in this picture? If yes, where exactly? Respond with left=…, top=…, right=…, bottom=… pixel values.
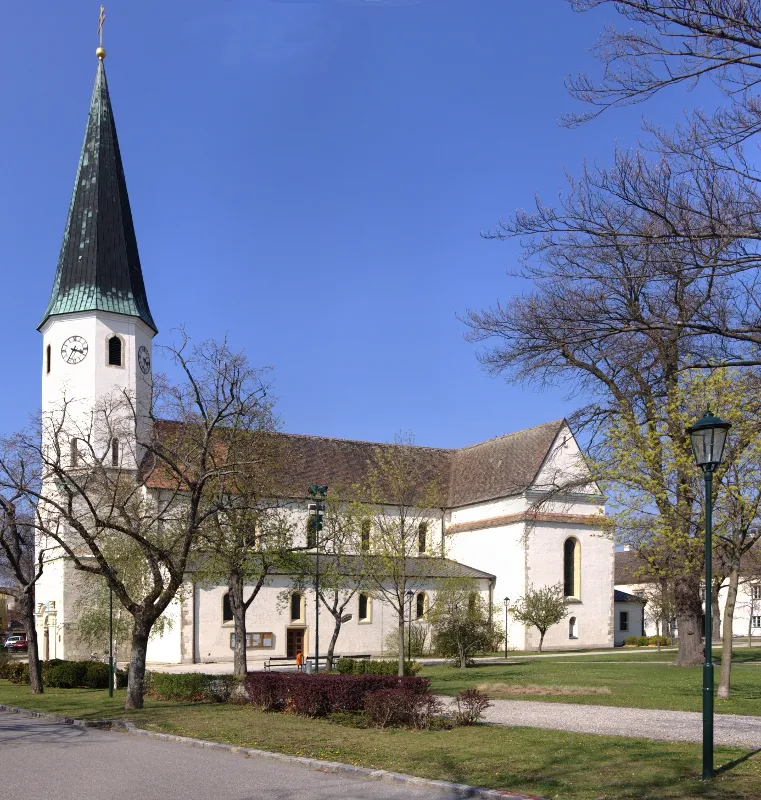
left=0, top=712, right=459, bottom=800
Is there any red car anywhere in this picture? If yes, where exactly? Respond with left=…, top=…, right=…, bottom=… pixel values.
left=10, top=639, right=28, bottom=650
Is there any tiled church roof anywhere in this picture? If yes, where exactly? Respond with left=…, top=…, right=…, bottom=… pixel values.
left=40, top=61, right=157, bottom=333
left=147, top=419, right=568, bottom=508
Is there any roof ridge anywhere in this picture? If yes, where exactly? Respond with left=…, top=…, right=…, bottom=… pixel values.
left=452, top=419, right=566, bottom=454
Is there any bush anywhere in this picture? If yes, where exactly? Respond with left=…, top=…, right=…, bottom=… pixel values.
left=6, top=662, right=30, bottom=684
left=453, top=689, right=491, bottom=726
left=364, top=688, right=442, bottom=729
left=636, top=636, right=650, bottom=647
left=649, top=635, right=671, bottom=646
left=146, top=672, right=237, bottom=703
left=244, top=672, right=431, bottom=717
left=624, top=636, right=639, bottom=646
left=335, top=658, right=419, bottom=676
left=46, top=661, right=88, bottom=688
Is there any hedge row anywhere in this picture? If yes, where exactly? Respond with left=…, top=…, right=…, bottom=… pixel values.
left=244, top=672, right=430, bottom=716
left=335, top=658, right=419, bottom=676
left=146, top=672, right=239, bottom=703
left=624, top=635, right=671, bottom=647
left=0, top=659, right=126, bottom=689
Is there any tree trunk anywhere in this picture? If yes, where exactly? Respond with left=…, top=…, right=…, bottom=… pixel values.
left=717, top=567, right=740, bottom=700
left=458, top=639, right=467, bottom=669
left=228, top=573, right=247, bottom=677
left=398, top=615, right=405, bottom=677
left=656, top=619, right=661, bottom=652
left=538, top=630, right=545, bottom=653
left=125, top=618, right=152, bottom=710
left=711, top=582, right=721, bottom=641
left=326, top=616, right=341, bottom=672
left=674, top=576, right=704, bottom=666
left=21, top=591, right=43, bottom=694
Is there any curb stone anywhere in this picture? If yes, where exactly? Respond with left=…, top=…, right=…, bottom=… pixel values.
left=0, top=703, right=546, bottom=800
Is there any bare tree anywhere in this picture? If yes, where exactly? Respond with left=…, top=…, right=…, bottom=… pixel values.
left=0, top=336, right=270, bottom=709
left=354, top=434, right=446, bottom=677
left=0, top=496, right=44, bottom=693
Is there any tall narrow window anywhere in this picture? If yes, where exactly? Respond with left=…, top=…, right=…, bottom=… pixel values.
left=360, top=520, right=371, bottom=552
left=111, top=438, right=119, bottom=467
left=563, top=538, right=581, bottom=598
left=108, top=335, right=122, bottom=366
left=418, top=522, right=427, bottom=554
left=290, top=593, right=302, bottom=622
left=569, top=616, right=578, bottom=639
left=752, top=585, right=761, bottom=601
left=46, top=344, right=51, bottom=374
left=416, top=592, right=426, bottom=619
left=358, top=593, right=369, bottom=621
left=70, top=438, right=78, bottom=467
left=222, top=593, right=233, bottom=623
left=619, top=611, right=629, bottom=632
left=468, top=591, right=477, bottom=612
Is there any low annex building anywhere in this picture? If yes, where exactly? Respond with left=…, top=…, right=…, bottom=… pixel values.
left=33, top=52, right=615, bottom=665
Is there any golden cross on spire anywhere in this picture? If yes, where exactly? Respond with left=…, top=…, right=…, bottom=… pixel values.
left=96, top=6, right=107, bottom=60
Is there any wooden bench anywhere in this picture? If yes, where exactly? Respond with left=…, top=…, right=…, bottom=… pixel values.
left=264, top=653, right=372, bottom=672
left=263, top=656, right=299, bottom=672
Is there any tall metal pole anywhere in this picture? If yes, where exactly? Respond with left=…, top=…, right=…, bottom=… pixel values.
left=314, top=524, right=319, bottom=674
left=504, top=604, right=508, bottom=660
left=703, top=468, right=714, bottom=780
left=407, top=594, right=412, bottom=663
left=108, top=586, right=114, bottom=698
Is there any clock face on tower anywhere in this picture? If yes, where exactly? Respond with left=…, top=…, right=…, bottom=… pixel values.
left=61, top=336, right=88, bottom=365
left=138, top=345, right=151, bottom=375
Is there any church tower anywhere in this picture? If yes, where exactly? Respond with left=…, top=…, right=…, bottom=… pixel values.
left=39, top=49, right=157, bottom=470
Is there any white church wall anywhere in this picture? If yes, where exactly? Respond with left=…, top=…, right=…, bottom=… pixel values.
left=526, top=523, right=614, bottom=650
left=533, top=423, right=601, bottom=496
left=191, top=577, right=492, bottom=664
left=146, top=596, right=183, bottom=664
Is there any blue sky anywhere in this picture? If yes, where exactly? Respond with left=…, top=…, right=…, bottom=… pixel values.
left=0, top=1, right=716, bottom=447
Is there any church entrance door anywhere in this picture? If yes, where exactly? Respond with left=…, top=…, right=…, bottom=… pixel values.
left=286, top=628, right=305, bottom=659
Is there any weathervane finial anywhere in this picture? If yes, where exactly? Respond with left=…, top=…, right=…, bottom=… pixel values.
left=96, top=5, right=107, bottom=60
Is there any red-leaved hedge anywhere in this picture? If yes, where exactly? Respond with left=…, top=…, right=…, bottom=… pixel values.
left=244, top=672, right=430, bottom=716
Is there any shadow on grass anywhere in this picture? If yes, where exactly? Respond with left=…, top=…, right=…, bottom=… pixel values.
left=716, top=748, right=761, bottom=775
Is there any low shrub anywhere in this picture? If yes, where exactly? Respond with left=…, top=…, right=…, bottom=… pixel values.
left=46, top=661, right=88, bottom=688
left=453, top=688, right=491, bottom=726
left=636, top=636, right=650, bottom=647
left=244, top=672, right=431, bottom=717
left=623, top=636, right=639, bottom=646
left=335, top=658, right=419, bottom=676
left=649, top=635, right=671, bottom=646
left=364, top=688, right=442, bottom=729
left=146, top=672, right=237, bottom=703
left=6, top=662, right=30, bottom=684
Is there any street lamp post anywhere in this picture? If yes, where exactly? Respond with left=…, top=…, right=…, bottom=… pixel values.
left=108, top=586, right=113, bottom=698
left=308, top=484, right=328, bottom=674
left=687, top=410, right=731, bottom=781
left=503, top=597, right=510, bottom=660
left=406, top=589, right=414, bottom=664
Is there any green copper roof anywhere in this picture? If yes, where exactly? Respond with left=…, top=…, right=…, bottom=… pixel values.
left=39, top=61, right=157, bottom=333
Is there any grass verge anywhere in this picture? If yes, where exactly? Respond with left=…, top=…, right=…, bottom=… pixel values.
left=1, top=680, right=761, bottom=799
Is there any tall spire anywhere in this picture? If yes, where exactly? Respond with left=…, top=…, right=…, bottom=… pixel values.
left=40, top=53, right=157, bottom=333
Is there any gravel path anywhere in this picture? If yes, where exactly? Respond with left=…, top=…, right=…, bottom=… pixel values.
left=441, top=697, right=761, bottom=748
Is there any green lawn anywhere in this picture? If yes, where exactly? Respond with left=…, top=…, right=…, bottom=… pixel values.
left=423, top=654, right=761, bottom=715
left=1, top=680, right=760, bottom=800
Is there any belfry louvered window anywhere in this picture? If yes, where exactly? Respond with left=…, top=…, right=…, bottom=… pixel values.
left=108, top=336, right=122, bottom=366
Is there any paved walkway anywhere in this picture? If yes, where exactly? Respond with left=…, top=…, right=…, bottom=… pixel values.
left=0, top=712, right=464, bottom=800
left=447, top=697, right=761, bottom=748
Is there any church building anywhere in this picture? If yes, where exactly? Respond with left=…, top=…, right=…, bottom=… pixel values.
left=33, top=50, right=615, bottom=665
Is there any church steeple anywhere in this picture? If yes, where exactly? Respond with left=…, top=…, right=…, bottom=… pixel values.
left=39, top=57, right=157, bottom=333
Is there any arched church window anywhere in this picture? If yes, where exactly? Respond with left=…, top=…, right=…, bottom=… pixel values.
left=306, top=516, right=318, bottom=549
left=416, top=592, right=426, bottom=619
left=290, top=593, right=303, bottom=622
left=111, top=438, right=119, bottom=467
left=563, top=538, right=581, bottom=598
left=358, top=593, right=370, bottom=621
left=46, top=344, right=51, bottom=375
left=108, top=335, right=123, bottom=366
left=418, top=522, right=427, bottom=554
left=569, top=616, right=578, bottom=639
left=222, top=593, right=233, bottom=623
left=360, top=519, right=371, bottom=551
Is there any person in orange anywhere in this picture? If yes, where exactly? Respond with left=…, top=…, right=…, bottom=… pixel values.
left=295, top=651, right=303, bottom=671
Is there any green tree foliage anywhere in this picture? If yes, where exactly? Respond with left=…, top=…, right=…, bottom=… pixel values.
left=429, top=582, right=503, bottom=668
left=509, top=584, right=569, bottom=653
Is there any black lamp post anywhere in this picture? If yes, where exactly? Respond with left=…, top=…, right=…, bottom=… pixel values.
left=503, top=597, right=510, bottom=660
left=406, top=589, right=414, bottom=664
left=308, top=484, right=328, bottom=674
left=687, top=410, right=731, bottom=781
left=108, top=586, right=113, bottom=698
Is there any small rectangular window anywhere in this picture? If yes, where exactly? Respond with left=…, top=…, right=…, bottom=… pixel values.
left=753, top=616, right=761, bottom=629
left=619, top=611, right=629, bottom=632
left=752, top=585, right=761, bottom=601
left=418, top=523, right=427, bottom=554
left=46, top=344, right=51, bottom=375
left=290, top=593, right=302, bottom=622
left=358, top=593, right=369, bottom=621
